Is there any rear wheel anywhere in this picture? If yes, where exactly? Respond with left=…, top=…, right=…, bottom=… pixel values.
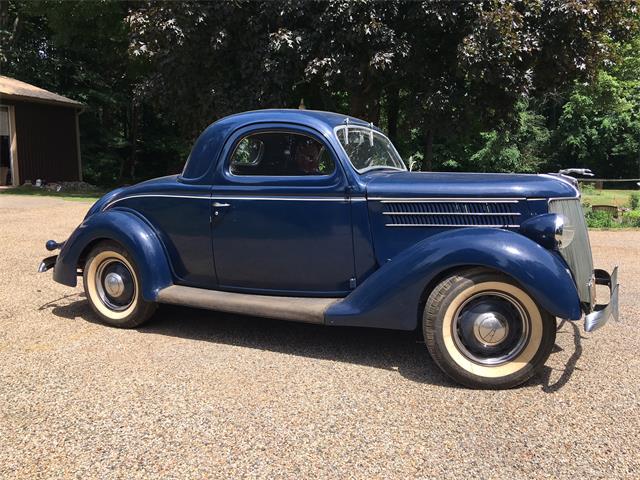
left=423, top=268, right=556, bottom=389
left=83, top=241, right=156, bottom=328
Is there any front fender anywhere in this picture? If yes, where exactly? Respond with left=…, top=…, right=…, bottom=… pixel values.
left=53, top=209, right=173, bottom=301
left=326, top=228, right=582, bottom=330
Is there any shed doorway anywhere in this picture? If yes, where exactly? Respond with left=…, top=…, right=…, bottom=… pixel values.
left=0, top=106, right=11, bottom=186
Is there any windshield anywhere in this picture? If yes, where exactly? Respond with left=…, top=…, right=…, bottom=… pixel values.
left=335, top=126, right=406, bottom=173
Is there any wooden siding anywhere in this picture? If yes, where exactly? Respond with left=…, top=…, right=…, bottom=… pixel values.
left=7, top=99, right=80, bottom=182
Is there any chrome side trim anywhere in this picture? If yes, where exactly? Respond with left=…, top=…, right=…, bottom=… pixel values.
left=106, top=193, right=359, bottom=209
left=385, top=224, right=520, bottom=228
left=106, top=194, right=210, bottom=209
left=370, top=197, right=524, bottom=203
left=382, top=211, right=521, bottom=216
left=213, top=195, right=349, bottom=202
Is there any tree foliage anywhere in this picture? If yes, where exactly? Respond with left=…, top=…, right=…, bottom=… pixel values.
left=1, top=0, right=639, bottom=185
left=553, top=40, right=640, bottom=178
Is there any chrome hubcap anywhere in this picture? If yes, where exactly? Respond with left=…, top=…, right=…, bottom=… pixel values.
left=453, top=291, right=530, bottom=366
left=95, top=259, right=135, bottom=312
left=473, top=312, right=509, bottom=346
left=104, top=272, right=125, bottom=297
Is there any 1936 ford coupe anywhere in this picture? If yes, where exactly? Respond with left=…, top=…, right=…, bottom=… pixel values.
left=39, top=110, right=618, bottom=389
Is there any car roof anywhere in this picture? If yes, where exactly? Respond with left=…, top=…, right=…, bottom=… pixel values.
left=182, top=109, right=378, bottom=180
left=211, top=109, right=373, bottom=131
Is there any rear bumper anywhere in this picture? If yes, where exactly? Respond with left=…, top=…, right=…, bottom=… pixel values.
left=584, top=266, right=619, bottom=332
left=38, top=255, right=58, bottom=273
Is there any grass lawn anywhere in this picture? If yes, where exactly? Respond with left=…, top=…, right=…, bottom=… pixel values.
left=581, top=188, right=638, bottom=207
left=0, top=186, right=103, bottom=202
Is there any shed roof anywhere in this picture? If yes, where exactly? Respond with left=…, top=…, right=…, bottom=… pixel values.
left=0, top=75, right=83, bottom=108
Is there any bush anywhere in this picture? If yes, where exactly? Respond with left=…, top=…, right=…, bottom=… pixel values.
left=621, top=209, right=640, bottom=227
left=581, top=183, right=597, bottom=195
left=585, top=210, right=615, bottom=228
left=630, top=192, right=640, bottom=210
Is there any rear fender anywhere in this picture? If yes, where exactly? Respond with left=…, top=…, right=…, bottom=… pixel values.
left=326, top=228, right=582, bottom=330
left=53, top=209, right=173, bottom=301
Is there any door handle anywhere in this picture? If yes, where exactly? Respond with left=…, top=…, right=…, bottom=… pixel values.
left=212, top=201, right=230, bottom=208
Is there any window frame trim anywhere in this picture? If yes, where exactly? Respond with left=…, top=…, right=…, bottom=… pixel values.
left=225, top=128, right=338, bottom=180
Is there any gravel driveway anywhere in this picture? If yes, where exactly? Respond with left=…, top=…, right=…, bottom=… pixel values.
left=0, top=194, right=638, bottom=479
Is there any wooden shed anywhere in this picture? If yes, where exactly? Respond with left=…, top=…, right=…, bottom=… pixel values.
left=0, top=75, right=84, bottom=186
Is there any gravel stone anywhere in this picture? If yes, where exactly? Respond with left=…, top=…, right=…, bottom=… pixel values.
left=0, top=194, right=638, bottom=479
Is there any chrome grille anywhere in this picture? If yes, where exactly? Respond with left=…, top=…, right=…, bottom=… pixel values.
left=549, top=198, right=593, bottom=304
left=382, top=200, right=522, bottom=227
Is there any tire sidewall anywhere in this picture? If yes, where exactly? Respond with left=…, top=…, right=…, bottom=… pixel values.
left=425, top=271, right=556, bottom=389
left=83, top=241, right=153, bottom=328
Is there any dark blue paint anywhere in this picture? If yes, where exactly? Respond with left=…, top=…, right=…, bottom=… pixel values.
left=181, top=109, right=371, bottom=188
left=366, top=198, right=535, bottom=266
left=519, top=213, right=561, bottom=250
left=326, top=228, right=583, bottom=330
left=51, top=109, right=584, bottom=329
left=209, top=122, right=355, bottom=294
left=361, top=171, right=578, bottom=199
left=53, top=209, right=173, bottom=300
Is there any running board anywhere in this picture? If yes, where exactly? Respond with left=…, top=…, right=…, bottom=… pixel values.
left=156, top=285, right=339, bottom=324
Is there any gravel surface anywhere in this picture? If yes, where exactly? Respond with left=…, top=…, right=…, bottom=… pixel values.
left=0, top=194, right=638, bottom=479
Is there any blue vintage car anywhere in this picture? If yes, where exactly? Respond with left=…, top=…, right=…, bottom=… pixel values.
left=39, top=109, right=618, bottom=388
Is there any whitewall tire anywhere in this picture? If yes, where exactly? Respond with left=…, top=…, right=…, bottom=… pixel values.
left=423, top=268, right=556, bottom=389
left=83, top=241, right=157, bottom=328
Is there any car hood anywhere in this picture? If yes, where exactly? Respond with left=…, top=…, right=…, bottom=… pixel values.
left=362, top=171, right=579, bottom=199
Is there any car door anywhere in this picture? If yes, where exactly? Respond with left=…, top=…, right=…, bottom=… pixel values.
left=210, top=125, right=355, bottom=296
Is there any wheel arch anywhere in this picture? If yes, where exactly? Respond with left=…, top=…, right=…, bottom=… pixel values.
left=53, top=209, right=173, bottom=301
left=325, top=228, right=583, bottom=330
left=417, top=264, right=564, bottom=329
left=418, top=265, right=492, bottom=329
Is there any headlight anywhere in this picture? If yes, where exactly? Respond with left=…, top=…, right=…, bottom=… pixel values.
left=520, top=213, right=570, bottom=250
left=554, top=214, right=575, bottom=249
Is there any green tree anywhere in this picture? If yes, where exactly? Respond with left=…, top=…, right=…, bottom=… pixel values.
left=467, top=100, right=550, bottom=173
left=553, top=64, right=640, bottom=178
left=2, top=1, right=639, bottom=186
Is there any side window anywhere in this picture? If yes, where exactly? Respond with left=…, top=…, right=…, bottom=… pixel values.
left=233, top=136, right=264, bottom=166
left=229, top=132, right=335, bottom=176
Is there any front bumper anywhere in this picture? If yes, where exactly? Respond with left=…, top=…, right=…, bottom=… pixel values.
left=584, top=266, right=619, bottom=332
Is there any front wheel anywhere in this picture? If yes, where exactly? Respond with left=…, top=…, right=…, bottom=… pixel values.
left=423, top=268, right=556, bottom=389
left=83, top=241, right=157, bottom=328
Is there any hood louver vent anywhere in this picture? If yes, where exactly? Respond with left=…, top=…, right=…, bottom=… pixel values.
left=382, top=200, right=522, bottom=228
